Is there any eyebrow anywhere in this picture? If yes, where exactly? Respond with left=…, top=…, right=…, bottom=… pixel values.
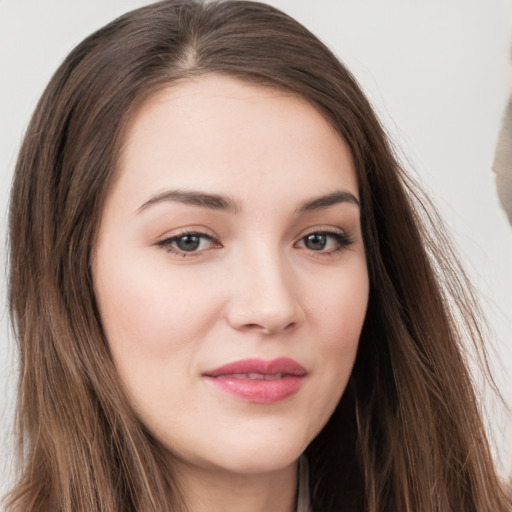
left=296, top=191, right=360, bottom=213
left=136, top=188, right=359, bottom=215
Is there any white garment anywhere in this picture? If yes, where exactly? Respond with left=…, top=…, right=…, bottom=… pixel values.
left=296, top=456, right=312, bottom=512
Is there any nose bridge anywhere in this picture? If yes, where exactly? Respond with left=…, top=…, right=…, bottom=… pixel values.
left=227, top=237, right=303, bottom=334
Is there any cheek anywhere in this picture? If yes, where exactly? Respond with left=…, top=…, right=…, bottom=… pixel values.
left=299, top=258, right=369, bottom=432
left=93, top=249, right=221, bottom=367
left=307, top=258, right=369, bottom=348
left=93, top=251, right=227, bottom=432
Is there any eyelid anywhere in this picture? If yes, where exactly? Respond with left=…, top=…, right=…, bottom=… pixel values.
left=155, top=227, right=222, bottom=257
left=294, top=227, right=354, bottom=253
left=155, top=225, right=218, bottom=243
left=295, top=225, right=347, bottom=241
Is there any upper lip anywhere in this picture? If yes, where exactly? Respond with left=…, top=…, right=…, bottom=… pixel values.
left=203, top=357, right=307, bottom=377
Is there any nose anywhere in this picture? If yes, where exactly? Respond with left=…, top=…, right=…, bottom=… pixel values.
left=226, top=247, right=305, bottom=335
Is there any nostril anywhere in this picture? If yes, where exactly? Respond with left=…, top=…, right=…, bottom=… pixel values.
left=284, top=322, right=296, bottom=331
left=240, top=321, right=297, bottom=335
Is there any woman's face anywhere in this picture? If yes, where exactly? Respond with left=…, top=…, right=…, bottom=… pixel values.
left=93, top=75, right=369, bottom=476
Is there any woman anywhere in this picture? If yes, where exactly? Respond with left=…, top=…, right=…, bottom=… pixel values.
left=4, top=1, right=510, bottom=510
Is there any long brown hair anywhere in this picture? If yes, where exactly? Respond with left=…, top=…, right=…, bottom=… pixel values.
left=5, top=1, right=510, bottom=510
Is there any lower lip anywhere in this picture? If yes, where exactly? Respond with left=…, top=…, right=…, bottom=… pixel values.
left=204, top=375, right=305, bottom=404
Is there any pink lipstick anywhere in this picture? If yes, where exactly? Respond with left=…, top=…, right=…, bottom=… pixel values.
left=203, top=357, right=307, bottom=404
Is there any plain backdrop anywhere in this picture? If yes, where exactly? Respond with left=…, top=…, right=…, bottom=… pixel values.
left=1, top=0, right=511, bottom=495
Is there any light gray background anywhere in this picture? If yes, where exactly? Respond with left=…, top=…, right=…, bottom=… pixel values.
left=1, top=0, right=511, bottom=495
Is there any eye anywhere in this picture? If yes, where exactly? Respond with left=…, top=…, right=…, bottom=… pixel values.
left=156, top=231, right=218, bottom=256
left=296, top=231, right=353, bottom=253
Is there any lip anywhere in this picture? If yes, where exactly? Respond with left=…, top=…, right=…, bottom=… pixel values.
left=202, top=357, right=307, bottom=404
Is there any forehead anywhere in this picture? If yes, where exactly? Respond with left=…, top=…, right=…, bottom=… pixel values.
left=114, top=74, right=358, bottom=206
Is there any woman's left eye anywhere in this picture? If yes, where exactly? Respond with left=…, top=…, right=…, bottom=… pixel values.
left=296, top=231, right=353, bottom=253
left=156, top=232, right=217, bottom=255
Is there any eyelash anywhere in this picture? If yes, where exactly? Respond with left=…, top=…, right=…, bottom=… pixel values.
left=155, top=229, right=354, bottom=258
left=155, top=230, right=219, bottom=257
left=296, top=230, right=354, bottom=255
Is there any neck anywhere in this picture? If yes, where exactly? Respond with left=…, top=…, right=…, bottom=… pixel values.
left=173, top=458, right=299, bottom=512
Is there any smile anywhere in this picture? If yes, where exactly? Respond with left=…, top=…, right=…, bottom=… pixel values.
left=203, top=358, right=307, bottom=404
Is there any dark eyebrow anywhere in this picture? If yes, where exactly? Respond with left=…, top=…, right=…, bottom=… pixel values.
left=296, top=191, right=360, bottom=213
left=136, top=189, right=241, bottom=214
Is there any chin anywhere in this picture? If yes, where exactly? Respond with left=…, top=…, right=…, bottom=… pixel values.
left=212, top=448, right=301, bottom=475
left=166, top=428, right=308, bottom=476
left=205, top=429, right=309, bottom=475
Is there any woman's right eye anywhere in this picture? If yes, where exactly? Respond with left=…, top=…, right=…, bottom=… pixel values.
left=156, top=232, right=218, bottom=256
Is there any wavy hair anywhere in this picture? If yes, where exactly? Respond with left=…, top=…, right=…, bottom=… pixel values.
left=5, top=1, right=510, bottom=510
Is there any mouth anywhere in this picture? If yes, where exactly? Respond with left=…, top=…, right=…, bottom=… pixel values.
left=202, top=358, right=307, bottom=404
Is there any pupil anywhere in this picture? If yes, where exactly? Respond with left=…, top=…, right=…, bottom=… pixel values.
left=305, top=233, right=327, bottom=250
left=177, top=235, right=200, bottom=251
